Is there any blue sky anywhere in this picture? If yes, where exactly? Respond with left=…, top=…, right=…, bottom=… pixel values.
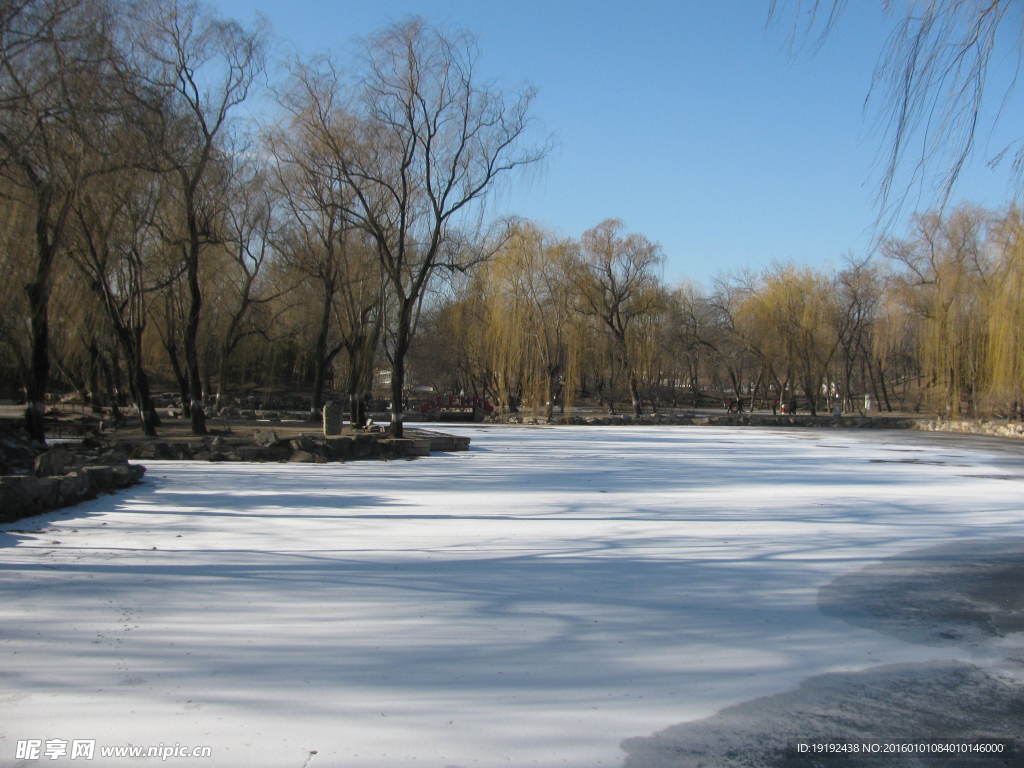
left=212, top=0, right=1023, bottom=289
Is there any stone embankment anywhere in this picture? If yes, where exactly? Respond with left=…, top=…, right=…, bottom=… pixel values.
left=115, top=427, right=470, bottom=463
left=915, top=418, right=1024, bottom=440
left=0, top=441, right=145, bottom=523
left=496, top=412, right=922, bottom=429
left=0, top=424, right=469, bottom=523
left=498, top=410, right=1024, bottom=440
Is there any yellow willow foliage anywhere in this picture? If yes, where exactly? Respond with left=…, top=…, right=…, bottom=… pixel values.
left=984, top=210, right=1024, bottom=412
left=734, top=265, right=839, bottom=390
left=629, top=294, right=670, bottom=390
left=924, top=262, right=986, bottom=416
left=0, top=196, right=32, bottom=317
left=443, top=287, right=491, bottom=396
left=886, top=208, right=991, bottom=416
left=470, top=224, right=579, bottom=415
left=872, top=283, right=916, bottom=366
left=733, top=281, right=787, bottom=370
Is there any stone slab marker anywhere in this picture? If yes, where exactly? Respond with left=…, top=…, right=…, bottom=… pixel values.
left=322, top=402, right=342, bottom=437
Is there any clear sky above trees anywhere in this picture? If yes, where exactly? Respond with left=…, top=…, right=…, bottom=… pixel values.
left=209, top=0, right=1024, bottom=288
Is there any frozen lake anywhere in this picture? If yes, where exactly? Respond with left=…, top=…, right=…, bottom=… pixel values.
left=2, top=426, right=1022, bottom=766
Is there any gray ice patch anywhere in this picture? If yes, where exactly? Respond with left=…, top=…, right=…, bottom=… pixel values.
left=817, top=538, right=1024, bottom=647
left=620, top=540, right=1024, bottom=767
left=621, top=661, right=1023, bottom=767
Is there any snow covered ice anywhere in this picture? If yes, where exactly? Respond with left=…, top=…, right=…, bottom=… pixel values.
left=1, top=426, right=1022, bottom=767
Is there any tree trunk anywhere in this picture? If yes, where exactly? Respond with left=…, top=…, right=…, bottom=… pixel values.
left=87, top=338, right=101, bottom=409
left=130, top=329, right=159, bottom=437
left=627, top=369, right=642, bottom=416
left=805, top=376, right=818, bottom=415
left=598, top=375, right=615, bottom=414
left=344, top=340, right=365, bottom=424
left=215, top=344, right=229, bottom=411
left=544, top=367, right=558, bottom=420
left=749, top=369, right=764, bottom=413
left=864, top=355, right=881, bottom=413
left=203, top=365, right=214, bottom=414
left=877, top=359, right=893, bottom=411
left=97, top=351, right=123, bottom=424
left=24, top=276, right=50, bottom=444
left=23, top=209, right=60, bottom=443
left=311, top=282, right=334, bottom=417
left=389, top=306, right=413, bottom=438
left=184, top=250, right=206, bottom=435
left=165, top=339, right=190, bottom=417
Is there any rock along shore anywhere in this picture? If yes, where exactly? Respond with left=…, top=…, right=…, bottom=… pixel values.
left=495, top=412, right=923, bottom=429
left=112, top=427, right=470, bottom=463
left=0, top=440, right=145, bottom=524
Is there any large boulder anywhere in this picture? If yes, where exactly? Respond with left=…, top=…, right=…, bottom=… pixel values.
left=252, top=428, right=281, bottom=448
left=325, top=436, right=355, bottom=461
left=0, top=431, right=38, bottom=474
left=110, top=463, right=145, bottom=486
left=290, top=435, right=320, bottom=453
left=81, top=465, right=114, bottom=489
left=0, top=430, right=146, bottom=522
left=0, top=476, right=62, bottom=518
left=96, top=447, right=129, bottom=465
left=34, top=446, right=73, bottom=476
left=235, top=445, right=290, bottom=462
left=58, top=470, right=95, bottom=505
left=0, top=477, right=36, bottom=521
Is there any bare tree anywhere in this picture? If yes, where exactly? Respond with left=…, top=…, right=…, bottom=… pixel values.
left=707, top=274, right=768, bottom=412
left=209, top=160, right=283, bottom=409
left=302, top=19, right=546, bottom=436
left=69, top=167, right=174, bottom=435
left=574, top=219, right=664, bottom=416
left=835, top=257, right=885, bottom=413
left=0, top=180, right=33, bottom=400
left=267, top=85, right=386, bottom=420
left=0, top=0, right=119, bottom=441
left=123, top=0, right=265, bottom=434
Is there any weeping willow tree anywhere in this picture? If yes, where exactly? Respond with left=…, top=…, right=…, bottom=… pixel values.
left=704, top=275, right=764, bottom=410
left=439, top=286, right=494, bottom=403
left=0, top=183, right=32, bottom=398
left=628, top=287, right=673, bottom=411
left=870, top=279, right=916, bottom=412
left=984, top=208, right=1024, bottom=418
left=771, top=1, right=1021, bottom=228
left=438, top=261, right=515, bottom=410
left=477, top=259, right=527, bottom=411
left=884, top=207, right=992, bottom=417
left=733, top=265, right=840, bottom=414
left=466, top=223, right=579, bottom=418
left=573, top=219, right=664, bottom=416
left=728, top=272, right=787, bottom=407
